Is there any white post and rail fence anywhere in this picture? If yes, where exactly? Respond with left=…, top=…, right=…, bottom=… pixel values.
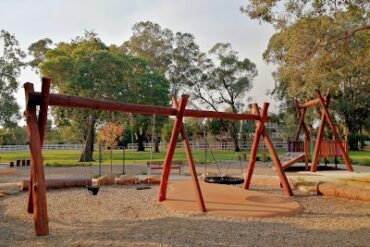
left=0, top=139, right=288, bottom=152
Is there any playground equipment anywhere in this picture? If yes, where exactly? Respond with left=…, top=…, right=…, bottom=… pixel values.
left=204, top=175, right=244, bottom=185
left=285, top=139, right=349, bottom=170
left=23, top=78, right=292, bottom=236
left=202, top=133, right=244, bottom=185
left=21, top=178, right=92, bottom=191
left=282, top=90, right=353, bottom=172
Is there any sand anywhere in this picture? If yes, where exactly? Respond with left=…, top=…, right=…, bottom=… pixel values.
left=0, top=163, right=370, bottom=246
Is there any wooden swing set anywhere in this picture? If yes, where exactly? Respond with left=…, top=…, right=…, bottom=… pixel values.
left=24, top=78, right=292, bottom=236
left=285, top=90, right=353, bottom=172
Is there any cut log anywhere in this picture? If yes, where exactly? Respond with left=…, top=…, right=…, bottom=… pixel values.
left=116, top=175, right=139, bottom=185
left=318, top=182, right=370, bottom=202
left=140, top=175, right=161, bottom=185
left=21, top=178, right=92, bottom=191
left=96, top=175, right=115, bottom=185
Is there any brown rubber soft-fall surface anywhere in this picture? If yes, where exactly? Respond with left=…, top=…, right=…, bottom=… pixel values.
left=162, top=180, right=301, bottom=217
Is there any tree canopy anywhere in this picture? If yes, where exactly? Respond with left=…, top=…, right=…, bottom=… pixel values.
left=23, top=21, right=257, bottom=155
left=242, top=1, right=370, bottom=146
left=0, top=30, right=25, bottom=128
left=35, top=31, right=170, bottom=160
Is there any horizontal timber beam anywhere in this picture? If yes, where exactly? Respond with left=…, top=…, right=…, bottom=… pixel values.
left=28, top=92, right=261, bottom=121
left=299, top=98, right=320, bottom=108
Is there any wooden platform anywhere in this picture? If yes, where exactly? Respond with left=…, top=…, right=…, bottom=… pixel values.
left=162, top=180, right=301, bottom=218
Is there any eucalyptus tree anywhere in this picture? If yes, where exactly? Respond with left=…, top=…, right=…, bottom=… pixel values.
left=34, top=31, right=169, bottom=160
left=189, top=43, right=257, bottom=151
left=123, top=22, right=258, bottom=151
left=127, top=73, right=170, bottom=152
left=28, top=38, right=53, bottom=71
left=242, top=1, right=370, bottom=146
left=122, top=21, right=173, bottom=75
left=0, top=30, right=25, bottom=128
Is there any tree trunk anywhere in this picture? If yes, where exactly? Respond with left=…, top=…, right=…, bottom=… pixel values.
left=233, top=134, right=240, bottom=152
left=230, top=122, right=240, bottom=152
left=137, top=132, right=146, bottom=151
left=154, top=135, right=160, bottom=153
left=137, top=125, right=148, bottom=151
left=79, top=115, right=96, bottom=162
left=344, top=115, right=361, bottom=151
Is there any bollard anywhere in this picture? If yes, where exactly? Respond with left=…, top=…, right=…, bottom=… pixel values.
left=22, top=159, right=26, bottom=166
left=16, top=160, right=20, bottom=167
left=26, top=160, right=31, bottom=166
left=10, top=161, right=14, bottom=167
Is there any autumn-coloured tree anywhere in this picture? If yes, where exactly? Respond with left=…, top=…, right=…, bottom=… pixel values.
left=97, top=122, right=124, bottom=174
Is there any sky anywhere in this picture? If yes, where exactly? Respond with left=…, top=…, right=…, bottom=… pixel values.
left=0, top=0, right=278, bottom=122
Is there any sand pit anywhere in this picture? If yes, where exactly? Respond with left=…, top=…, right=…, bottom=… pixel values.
left=162, top=180, right=301, bottom=217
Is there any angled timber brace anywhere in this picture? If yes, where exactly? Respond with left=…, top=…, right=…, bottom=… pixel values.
left=243, top=103, right=293, bottom=196
left=24, top=79, right=50, bottom=236
left=293, top=98, right=311, bottom=170
left=158, top=96, right=206, bottom=212
left=310, top=90, right=353, bottom=172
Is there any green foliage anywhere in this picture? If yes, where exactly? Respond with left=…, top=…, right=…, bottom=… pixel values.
left=122, top=21, right=173, bottom=74
left=349, top=133, right=368, bottom=151
left=241, top=0, right=368, bottom=29
left=189, top=43, right=257, bottom=113
left=0, top=30, right=25, bottom=127
left=183, top=118, right=204, bottom=141
left=28, top=38, right=53, bottom=71
left=0, top=126, right=27, bottom=145
left=206, top=118, right=230, bottom=138
left=44, top=125, right=84, bottom=144
left=123, top=21, right=257, bottom=114
left=160, top=118, right=174, bottom=143
left=168, top=32, right=208, bottom=97
left=31, top=31, right=171, bottom=158
left=205, top=43, right=257, bottom=112
left=243, top=1, right=370, bottom=138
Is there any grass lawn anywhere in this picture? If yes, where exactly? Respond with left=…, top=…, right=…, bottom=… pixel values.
left=0, top=149, right=270, bottom=166
left=348, top=151, right=370, bottom=165
left=0, top=149, right=368, bottom=166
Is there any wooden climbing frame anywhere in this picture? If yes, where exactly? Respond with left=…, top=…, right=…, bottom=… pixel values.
left=24, top=78, right=292, bottom=236
left=293, top=90, right=353, bottom=172
left=243, top=103, right=293, bottom=196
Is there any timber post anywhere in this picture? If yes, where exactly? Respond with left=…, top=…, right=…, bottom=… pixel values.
left=24, top=82, right=49, bottom=236
left=158, top=95, right=189, bottom=202
left=243, top=103, right=268, bottom=190
left=311, top=92, right=330, bottom=172
left=316, top=90, right=353, bottom=171
left=244, top=103, right=293, bottom=196
left=27, top=78, right=50, bottom=214
left=172, top=97, right=206, bottom=212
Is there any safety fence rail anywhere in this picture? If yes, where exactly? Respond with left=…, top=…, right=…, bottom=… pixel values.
left=0, top=139, right=288, bottom=152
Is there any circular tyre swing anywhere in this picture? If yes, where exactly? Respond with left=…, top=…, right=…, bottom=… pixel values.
left=204, top=175, right=244, bottom=185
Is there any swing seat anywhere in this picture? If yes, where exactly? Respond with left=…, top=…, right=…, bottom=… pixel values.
left=87, top=185, right=100, bottom=195
left=204, top=175, right=244, bottom=185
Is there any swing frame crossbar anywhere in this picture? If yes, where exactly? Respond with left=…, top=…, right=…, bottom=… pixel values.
left=292, top=90, right=353, bottom=172
left=24, top=78, right=293, bottom=237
